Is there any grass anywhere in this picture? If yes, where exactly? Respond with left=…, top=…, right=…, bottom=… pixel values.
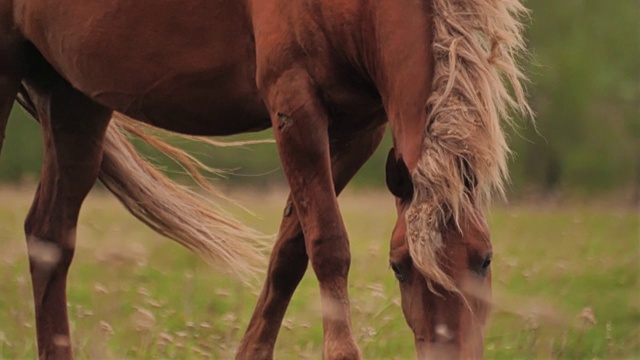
left=0, top=186, right=637, bottom=359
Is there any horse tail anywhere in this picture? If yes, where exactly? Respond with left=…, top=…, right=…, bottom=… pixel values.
left=98, top=114, right=268, bottom=282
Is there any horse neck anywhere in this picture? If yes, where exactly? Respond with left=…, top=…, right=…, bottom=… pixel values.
left=366, top=0, right=434, bottom=171
left=255, top=0, right=434, bottom=170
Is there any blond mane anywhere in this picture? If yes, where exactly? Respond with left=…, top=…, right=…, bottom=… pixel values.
left=406, top=0, right=532, bottom=291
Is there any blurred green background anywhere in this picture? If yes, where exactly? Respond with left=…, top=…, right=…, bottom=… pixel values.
left=1, top=0, right=638, bottom=200
left=0, top=2, right=637, bottom=359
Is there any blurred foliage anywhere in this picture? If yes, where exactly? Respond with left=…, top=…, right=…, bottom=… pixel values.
left=508, top=0, right=639, bottom=197
left=1, top=106, right=43, bottom=183
left=0, top=0, right=637, bottom=197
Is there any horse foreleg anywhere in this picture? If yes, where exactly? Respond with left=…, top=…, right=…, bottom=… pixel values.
left=23, top=79, right=111, bottom=360
left=236, top=123, right=386, bottom=359
left=256, top=69, right=376, bottom=359
left=235, top=194, right=307, bottom=359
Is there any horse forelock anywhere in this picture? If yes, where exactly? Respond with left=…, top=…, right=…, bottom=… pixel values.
left=406, top=0, right=532, bottom=292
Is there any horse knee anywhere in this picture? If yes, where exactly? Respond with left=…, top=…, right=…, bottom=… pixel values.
left=307, top=236, right=351, bottom=282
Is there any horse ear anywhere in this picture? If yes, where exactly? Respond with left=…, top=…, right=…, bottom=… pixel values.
left=385, top=148, right=414, bottom=200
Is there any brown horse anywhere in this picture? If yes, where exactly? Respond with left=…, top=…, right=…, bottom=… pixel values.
left=0, top=0, right=530, bottom=359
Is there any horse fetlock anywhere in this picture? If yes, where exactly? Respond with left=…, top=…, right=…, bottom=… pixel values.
left=38, top=339, right=74, bottom=360
left=324, top=337, right=362, bottom=360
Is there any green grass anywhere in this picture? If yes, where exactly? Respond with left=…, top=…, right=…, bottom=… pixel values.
left=0, top=187, right=637, bottom=359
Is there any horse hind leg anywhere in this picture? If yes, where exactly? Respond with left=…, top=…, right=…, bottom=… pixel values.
left=22, top=77, right=111, bottom=359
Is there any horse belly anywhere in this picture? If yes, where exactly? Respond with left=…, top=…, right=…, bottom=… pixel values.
left=17, top=0, right=268, bottom=135
left=132, top=74, right=270, bottom=136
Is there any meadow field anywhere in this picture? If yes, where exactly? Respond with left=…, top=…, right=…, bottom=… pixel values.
left=0, top=186, right=637, bottom=359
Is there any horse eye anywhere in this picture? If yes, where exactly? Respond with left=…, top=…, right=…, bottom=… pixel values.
left=480, top=256, right=492, bottom=275
left=390, top=263, right=405, bottom=282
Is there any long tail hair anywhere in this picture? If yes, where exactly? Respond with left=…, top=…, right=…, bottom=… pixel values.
left=17, top=89, right=268, bottom=281
left=407, top=0, right=533, bottom=291
left=99, top=115, right=269, bottom=281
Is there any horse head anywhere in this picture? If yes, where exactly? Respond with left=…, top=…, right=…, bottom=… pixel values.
left=386, top=148, right=493, bottom=359
left=377, top=0, right=531, bottom=356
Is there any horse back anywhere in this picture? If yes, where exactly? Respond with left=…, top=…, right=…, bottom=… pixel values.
left=13, top=0, right=383, bottom=135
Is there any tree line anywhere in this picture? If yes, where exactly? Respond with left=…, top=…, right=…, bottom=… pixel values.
left=1, top=0, right=637, bottom=199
